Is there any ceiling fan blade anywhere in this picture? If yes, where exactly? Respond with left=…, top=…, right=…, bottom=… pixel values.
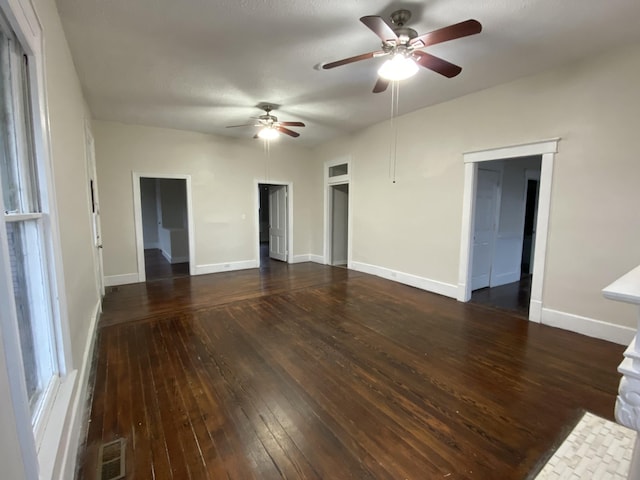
left=360, top=15, right=398, bottom=43
left=410, top=19, right=482, bottom=48
left=276, top=126, right=300, bottom=138
left=226, top=123, right=256, bottom=128
left=323, top=50, right=383, bottom=69
left=373, top=77, right=390, bottom=93
left=279, top=121, right=305, bottom=127
left=413, top=51, right=462, bottom=78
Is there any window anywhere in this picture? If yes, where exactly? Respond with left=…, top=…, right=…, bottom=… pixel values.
left=329, top=163, right=348, bottom=177
left=0, top=19, right=58, bottom=421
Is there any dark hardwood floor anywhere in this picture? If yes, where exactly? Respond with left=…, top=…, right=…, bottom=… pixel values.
left=471, top=275, right=532, bottom=317
left=145, top=248, right=190, bottom=281
left=78, top=263, right=624, bottom=479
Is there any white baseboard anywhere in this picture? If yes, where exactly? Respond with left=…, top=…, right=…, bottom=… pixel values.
left=309, top=254, right=324, bottom=264
left=350, top=261, right=458, bottom=299
left=104, top=273, right=139, bottom=287
left=291, top=254, right=325, bottom=264
left=491, top=271, right=520, bottom=288
left=291, top=254, right=311, bottom=263
left=194, top=260, right=257, bottom=275
left=541, top=307, right=635, bottom=345
left=143, top=242, right=159, bottom=249
left=160, top=248, right=188, bottom=264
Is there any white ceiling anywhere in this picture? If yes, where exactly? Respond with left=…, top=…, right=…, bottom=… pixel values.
left=55, top=0, right=640, bottom=147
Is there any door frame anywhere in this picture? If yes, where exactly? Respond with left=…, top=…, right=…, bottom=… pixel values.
left=84, top=121, right=105, bottom=297
left=457, top=138, right=559, bottom=322
left=132, top=173, right=196, bottom=282
left=324, top=157, right=352, bottom=267
left=328, top=183, right=350, bottom=266
left=254, top=180, right=294, bottom=267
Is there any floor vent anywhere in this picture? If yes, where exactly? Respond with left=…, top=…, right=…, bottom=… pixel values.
left=97, top=438, right=125, bottom=480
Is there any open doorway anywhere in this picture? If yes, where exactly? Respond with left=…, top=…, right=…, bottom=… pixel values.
left=329, top=184, right=349, bottom=267
left=469, top=157, right=541, bottom=316
left=257, top=183, right=290, bottom=268
left=134, top=175, right=193, bottom=282
left=324, top=158, right=351, bottom=267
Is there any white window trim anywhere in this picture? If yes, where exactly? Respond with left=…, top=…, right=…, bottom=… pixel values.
left=0, top=0, right=74, bottom=478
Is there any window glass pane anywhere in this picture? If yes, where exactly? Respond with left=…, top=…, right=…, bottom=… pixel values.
left=0, top=30, right=39, bottom=214
left=0, top=31, right=20, bottom=213
left=329, top=163, right=348, bottom=177
left=6, top=220, right=42, bottom=409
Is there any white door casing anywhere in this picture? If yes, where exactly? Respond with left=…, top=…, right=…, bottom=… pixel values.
left=132, top=173, right=196, bottom=282
left=269, top=185, right=287, bottom=261
left=471, top=169, right=500, bottom=290
left=324, top=157, right=352, bottom=266
left=458, top=138, right=559, bottom=323
left=85, top=124, right=104, bottom=297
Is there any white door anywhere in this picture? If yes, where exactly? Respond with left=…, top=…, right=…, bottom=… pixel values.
left=268, top=185, right=287, bottom=261
left=471, top=169, right=500, bottom=291
left=85, top=125, right=105, bottom=297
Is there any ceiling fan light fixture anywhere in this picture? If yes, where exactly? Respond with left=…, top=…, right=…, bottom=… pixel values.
left=377, top=54, right=419, bottom=81
left=258, top=126, right=279, bottom=140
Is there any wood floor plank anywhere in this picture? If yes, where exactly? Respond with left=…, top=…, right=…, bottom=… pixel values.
left=78, top=261, right=624, bottom=479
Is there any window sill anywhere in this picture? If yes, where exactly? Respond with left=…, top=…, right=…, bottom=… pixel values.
left=36, top=370, right=77, bottom=480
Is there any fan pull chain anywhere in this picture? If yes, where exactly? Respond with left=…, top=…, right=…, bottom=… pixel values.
left=263, top=138, right=270, bottom=180
left=388, top=81, right=400, bottom=183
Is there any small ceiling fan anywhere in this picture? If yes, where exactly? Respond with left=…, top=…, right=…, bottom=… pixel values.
left=226, top=105, right=305, bottom=139
left=323, top=10, right=482, bottom=93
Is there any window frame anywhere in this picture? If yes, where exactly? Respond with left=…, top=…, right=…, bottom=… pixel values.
left=0, top=0, right=73, bottom=475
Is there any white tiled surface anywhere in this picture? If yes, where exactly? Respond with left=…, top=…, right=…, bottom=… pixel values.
left=535, top=412, right=636, bottom=479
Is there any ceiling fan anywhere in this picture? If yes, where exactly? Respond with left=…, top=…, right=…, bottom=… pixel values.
left=226, top=105, right=305, bottom=139
left=323, top=10, right=482, bottom=93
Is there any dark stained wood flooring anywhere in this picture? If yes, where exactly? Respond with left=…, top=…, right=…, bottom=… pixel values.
left=145, top=248, right=190, bottom=281
left=471, top=275, right=532, bottom=318
left=78, top=262, right=624, bottom=479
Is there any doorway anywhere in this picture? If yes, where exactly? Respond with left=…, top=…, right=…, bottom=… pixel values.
left=257, top=182, right=291, bottom=267
left=84, top=124, right=104, bottom=297
left=469, top=157, right=541, bottom=316
left=329, top=184, right=349, bottom=267
left=458, top=138, right=559, bottom=322
left=132, top=173, right=195, bottom=283
left=324, top=158, right=351, bottom=267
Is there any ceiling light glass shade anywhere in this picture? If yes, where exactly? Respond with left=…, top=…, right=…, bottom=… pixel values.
left=258, top=127, right=279, bottom=140
left=378, top=54, right=419, bottom=81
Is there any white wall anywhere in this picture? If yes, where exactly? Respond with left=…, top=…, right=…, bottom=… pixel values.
left=94, top=121, right=315, bottom=278
left=312, top=42, right=640, bottom=334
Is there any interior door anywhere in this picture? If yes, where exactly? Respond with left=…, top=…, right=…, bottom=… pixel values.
left=85, top=125, right=105, bottom=297
left=268, top=185, right=287, bottom=261
left=471, top=169, right=500, bottom=291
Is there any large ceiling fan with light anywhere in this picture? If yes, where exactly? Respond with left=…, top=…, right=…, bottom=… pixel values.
left=323, top=10, right=482, bottom=93
left=226, top=105, right=305, bottom=139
